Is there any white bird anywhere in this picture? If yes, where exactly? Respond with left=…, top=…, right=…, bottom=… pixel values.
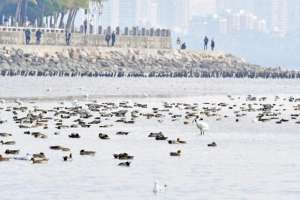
left=153, top=180, right=167, bottom=194
left=72, top=99, right=79, bottom=107
left=193, top=116, right=209, bottom=135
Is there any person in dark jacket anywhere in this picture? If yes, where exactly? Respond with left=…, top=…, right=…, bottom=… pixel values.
left=105, top=33, right=111, bottom=47
left=35, top=30, right=42, bottom=45
left=25, top=29, right=31, bottom=45
left=111, top=31, right=116, bottom=47
left=181, top=42, right=187, bottom=50
left=83, top=19, right=88, bottom=35
left=211, top=39, right=215, bottom=51
left=65, top=31, right=72, bottom=45
left=204, top=36, right=209, bottom=50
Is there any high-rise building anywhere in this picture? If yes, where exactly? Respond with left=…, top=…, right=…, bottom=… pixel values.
left=191, top=0, right=216, bottom=17
left=157, top=0, right=190, bottom=31
left=118, top=0, right=138, bottom=27
left=272, top=0, right=288, bottom=36
left=288, top=0, right=300, bottom=34
left=136, top=0, right=158, bottom=27
left=98, top=0, right=119, bottom=28
left=216, top=0, right=272, bottom=28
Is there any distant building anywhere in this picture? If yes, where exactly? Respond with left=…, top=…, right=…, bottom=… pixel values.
left=118, top=0, right=138, bottom=27
left=287, top=0, right=300, bottom=34
left=190, top=0, right=216, bottom=17
left=272, top=0, right=288, bottom=36
left=98, top=0, right=119, bottom=28
left=134, top=0, right=159, bottom=27
left=157, top=0, right=190, bottom=32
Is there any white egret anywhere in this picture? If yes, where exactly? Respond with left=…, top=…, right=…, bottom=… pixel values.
left=193, top=116, right=209, bottom=135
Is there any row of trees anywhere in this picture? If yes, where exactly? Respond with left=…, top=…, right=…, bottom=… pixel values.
left=0, top=0, right=104, bottom=30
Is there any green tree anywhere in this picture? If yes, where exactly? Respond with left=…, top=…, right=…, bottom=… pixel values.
left=0, top=0, right=105, bottom=29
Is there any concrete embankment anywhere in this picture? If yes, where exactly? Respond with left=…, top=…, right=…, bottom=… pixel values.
left=0, top=45, right=297, bottom=78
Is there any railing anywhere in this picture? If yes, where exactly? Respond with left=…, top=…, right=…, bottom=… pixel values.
left=0, top=25, right=171, bottom=37
left=0, top=26, right=65, bottom=33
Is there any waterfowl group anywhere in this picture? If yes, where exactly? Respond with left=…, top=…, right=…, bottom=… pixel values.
left=1, top=95, right=300, bottom=166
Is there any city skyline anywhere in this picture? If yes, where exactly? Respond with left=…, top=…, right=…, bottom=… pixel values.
left=93, top=0, right=299, bottom=36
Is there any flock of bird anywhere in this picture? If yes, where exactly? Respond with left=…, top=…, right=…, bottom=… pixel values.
left=0, top=94, right=299, bottom=168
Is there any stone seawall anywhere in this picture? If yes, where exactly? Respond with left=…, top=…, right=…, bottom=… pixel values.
left=0, top=45, right=297, bottom=79
left=0, top=28, right=171, bottom=49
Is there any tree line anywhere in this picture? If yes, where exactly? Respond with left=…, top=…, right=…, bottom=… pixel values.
left=0, top=0, right=104, bottom=30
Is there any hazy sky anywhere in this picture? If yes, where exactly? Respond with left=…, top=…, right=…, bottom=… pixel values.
left=190, top=0, right=216, bottom=16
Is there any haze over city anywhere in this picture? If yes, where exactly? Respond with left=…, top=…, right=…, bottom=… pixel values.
left=86, top=0, right=299, bottom=68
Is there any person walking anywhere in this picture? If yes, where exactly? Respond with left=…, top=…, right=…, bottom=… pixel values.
left=25, top=29, right=31, bottom=45
left=111, top=31, right=116, bottom=47
left=65, top=31, right=72, bottom=46
left=211, top=39, right=215, bottom=51
left=83, top=19, right=88, bottom=35
left=105, top=32, right=111, bottom=47
left=35, top=29, right=42, bottom=45
left=204, top=36, right=209, bottom=51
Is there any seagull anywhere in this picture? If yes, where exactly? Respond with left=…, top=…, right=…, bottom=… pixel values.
left=193, top=116, right=209, bottom=135
left=153, top=180, right=167, bottom=194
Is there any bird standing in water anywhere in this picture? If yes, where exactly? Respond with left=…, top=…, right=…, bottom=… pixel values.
left=193, top=116, right=209, bottom=135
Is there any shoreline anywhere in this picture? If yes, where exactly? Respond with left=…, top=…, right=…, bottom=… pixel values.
left=0, top=45, right=298, bottom=79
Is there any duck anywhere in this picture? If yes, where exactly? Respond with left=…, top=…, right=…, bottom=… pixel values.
left=69, top=133, right=80, bottom=138
left=80, top=150, right=96, bottom=156
left=0, top=154, right=9, bottom=161
left=113, top=153, right=134, bottom=160
left=170, top=150, right=181, bottom=157
left=176, top=138, right=187, bottom=144
left=118, top=161, right=131, bottom=167
left=32, top=152, right=47, bottom=159
left=31, top=132, right=47, bottom=139
left=50, top=146, right=71, bottom=152
left=148, top=132, right=163, bottom=138
left=99, top=133, right=110, bottom=140
left=207, top=142, right=217, bottom=147
left=31, top=153, right=49, bottom=164
left=168, top=140, right=177, bottom=144
left=0, top=132, right=12, bottom=137
left=116, top=131, right=129, bottom=135
left=0, top=140, right=16, bottom=145
left=5, top=149, right=20, bottom=155
left=63, top=153, right=72, bottom=161
left=155, top=133, right=168, bottom=140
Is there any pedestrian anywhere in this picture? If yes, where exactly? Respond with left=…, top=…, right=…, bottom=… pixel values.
left=176, top=37, right=181, bottom=49
left=35, top=29, right=42, bottom=45
left=211, top=39, right=215, bottom=51
left=111, top=31, right=116, bottom=47
left=204, top=36, right=209, bottom=50
left=105, top=32, right=111, bottom=47
left=25, top=29, right=31, bottom=45
left=181, top=42, right=187, bottom=50
left=83, top=19, right=88, bottom=35
left=65, top=31, right=71, bottom=46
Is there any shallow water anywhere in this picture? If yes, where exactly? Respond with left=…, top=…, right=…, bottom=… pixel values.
left=0, top=78, right=300, bottom=200
left=0, top=77, right=299, bottom=100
